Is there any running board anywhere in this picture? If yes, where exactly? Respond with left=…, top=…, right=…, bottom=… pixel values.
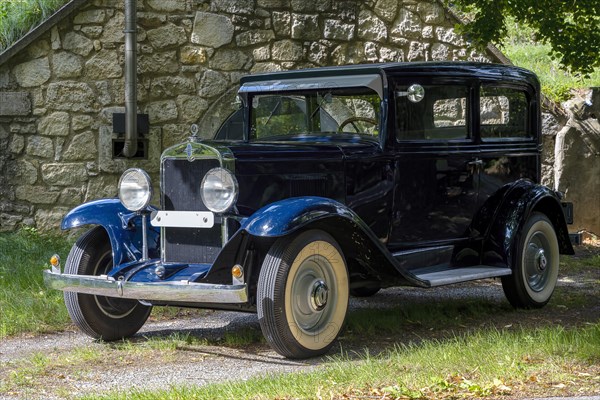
left=413, top=265, right=512, bottom=287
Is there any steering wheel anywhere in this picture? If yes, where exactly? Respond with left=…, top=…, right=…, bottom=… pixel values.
left=338, top=117, right=378, bottom=134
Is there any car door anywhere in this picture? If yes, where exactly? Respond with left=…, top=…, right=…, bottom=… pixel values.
left=388, top=78, right=481, bottom=248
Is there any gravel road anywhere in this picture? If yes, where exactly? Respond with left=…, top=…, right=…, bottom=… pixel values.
left=1, top=275, right=597, bottom=399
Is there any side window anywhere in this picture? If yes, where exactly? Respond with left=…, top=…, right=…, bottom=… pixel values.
left=480, top=86, right=529, bottom=140
left=396, top=84, right=469, bottom=141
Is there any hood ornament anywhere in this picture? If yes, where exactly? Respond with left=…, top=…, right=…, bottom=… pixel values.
left=185, top=143, right=195, bottom=162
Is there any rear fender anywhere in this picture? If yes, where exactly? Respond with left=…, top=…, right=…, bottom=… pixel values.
left=477, top=180, right=574, bottom=268
left=61, top=199, right=160, bottom=266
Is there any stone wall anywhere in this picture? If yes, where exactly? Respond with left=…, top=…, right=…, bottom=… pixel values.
left=0, top=0, right=491, bottom=231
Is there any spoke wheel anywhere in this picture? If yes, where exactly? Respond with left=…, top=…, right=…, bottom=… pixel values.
left=502, top=212, right=560, bottom=309
left=257, top=230, right=349, bottom=359
left=64, top=227, right=151, bottom=341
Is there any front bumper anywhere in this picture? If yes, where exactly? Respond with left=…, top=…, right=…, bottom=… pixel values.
left=43, top=269, right=248, bottom=304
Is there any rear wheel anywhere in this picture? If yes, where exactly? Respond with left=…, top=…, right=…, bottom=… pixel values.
left=64, top=227, right=151, bottom=340
left=257, top=230, right=349, bottom=358
left=501, top=212, right=560, bottom=309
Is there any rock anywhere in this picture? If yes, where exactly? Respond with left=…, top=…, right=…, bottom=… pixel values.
left=236, top=30, right=275, bottom=47
left=62, top=32, right=94, bottom=56
left=147, top=23, right=188, bottom=50
left=138, top=12, right=167, bottom=28
left=39, top=112, right=70, bottom=137
left=291, top=0, right=331, bottom=12
left=436, top=26, right=461, bottom=44
left=271, top=40, right=303, bottom=61
left=73, top=10, right=106, bottom=24
left=253, top=45, right=271, bottom=61
left=85, top=50, right=122, bottom=79
left=138, top=51, right=179, bottom=74
left=211, top=0, right=254, bottom=14
left=13, top=58, right=51, bottom=88
left=34, top=208, right=70, bottom=231
left=251, top=62, right=284, bottom=73
left=431, top=43, right=449, bottom=61
left=101, top=12, right=125, bottom=43
left=7, top=160, right=38, bottom=185
left=358, top=10, right=387, bottom=42
left=59, top=187, right=85, bottom=206
left=375, top=0, right=399, bottom=22
left=273, top=11, right=291, bottom=36
left=0, top=92, right=31, bottom=116
left=407, top=41, right=425, bottom=61
left=46, top=82, right=96, bottom=113
left=331, top=43, right=366, bottom=65
left=291, top=14, right=319, bottom=40
left=15, top=185, right=61, bottom=204
left=198, top=70, right=229, bottom=98
left=391, top=9, right=422, bottom=39
left=324, top=20, right=355, bottom=41
left=41, top=163, right=88, bottom=186
left=81, top=26, right=104, bottom=38
left=146, top=100, right=178, bottom=123
left=9, top=135, right=25, bottom=154
left=146, top=0, right=187, bottom=12
left=180, top=46, right=210, bottom=64
left=51, top=26, right=61, bottom=50
left=209, top=49, right=251, bottom=71
left=177, top=95, right=209, bottom=124
left=72, top=115, right=95, bottom=131
left=62, top=131, right=97, bottom=161
left=308, top=42, right=329, bottom=65
left=52, top=52, right=83, bottom=78
left=417, top=2, right=445, bottom=24
left=85, top=175, right=119, bottom=201
left=258, top=0, right=289, bottom=7
left=150, top=76, right=196, bottom=99
left=191, top=12, right=234, bottom=48
left=26, top=136, right=54, bottom=158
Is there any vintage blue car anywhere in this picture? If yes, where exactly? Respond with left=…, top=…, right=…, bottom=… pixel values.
left=45, top=62, right=574, bottom=359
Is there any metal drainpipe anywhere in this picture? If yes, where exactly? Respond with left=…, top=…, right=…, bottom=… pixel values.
left=122, top=0, right=138, bottom=158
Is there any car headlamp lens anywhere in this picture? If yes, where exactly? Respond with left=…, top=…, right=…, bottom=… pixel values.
left=201, top=167, right=238, bottom=213
left=118, top=168, right=152, bottom=212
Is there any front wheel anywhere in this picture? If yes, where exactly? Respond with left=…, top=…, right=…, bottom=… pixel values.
left=64, top=226, right=151, bottom=341
left=257, top=230, right=349, bottom=359
left=501, top=212, right=560, bottom=309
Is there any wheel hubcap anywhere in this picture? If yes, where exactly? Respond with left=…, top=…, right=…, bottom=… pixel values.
left=536, top=249, right=547, bottom=271
left=310, top=280, right=329, bottom=311
left=524, top=232, right=552, bottom=293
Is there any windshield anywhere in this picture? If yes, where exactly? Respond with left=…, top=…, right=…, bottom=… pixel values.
left=249, top=88, right=381, bottom=141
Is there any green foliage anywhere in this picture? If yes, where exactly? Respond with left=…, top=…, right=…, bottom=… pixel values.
left=0, top=228, right=72, bottom=337
left=452, top=0, right=600, bottom=77
left=0, top=0, right=69, bottom=53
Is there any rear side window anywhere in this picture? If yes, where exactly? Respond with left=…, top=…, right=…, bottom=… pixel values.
left=396, top=84, right=469, bottom=141
left=480, top=86, right=529, bottom=140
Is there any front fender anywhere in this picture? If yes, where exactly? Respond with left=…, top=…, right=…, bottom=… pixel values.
left=478, top=180, right=574, bottom=268
left=61, top=199, right=160, bottom=266
left=241, top=197, right=357, bottom=237
left=239, top=197, right=424, bottom=287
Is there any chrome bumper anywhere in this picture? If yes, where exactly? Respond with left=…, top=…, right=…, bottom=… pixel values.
left=43, top=269, right=248, bottom=304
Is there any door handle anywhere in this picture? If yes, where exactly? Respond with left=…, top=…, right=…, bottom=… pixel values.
left=468, top=159, right=484, bottom=167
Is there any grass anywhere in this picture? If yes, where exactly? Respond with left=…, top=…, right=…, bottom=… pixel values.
left=500, top=18, right=600, bottom=103
left=78, top=323, right=599, bottom=400
left=0, top=0, right=69, bottom=53
left=0, top=227, right=73, bottom=338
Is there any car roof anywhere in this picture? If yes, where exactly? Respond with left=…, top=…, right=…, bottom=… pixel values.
left=240, top=62, right=539, bottom=88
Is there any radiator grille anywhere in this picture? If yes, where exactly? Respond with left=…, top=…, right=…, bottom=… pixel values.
left=162, top=158, right=222, bottom=264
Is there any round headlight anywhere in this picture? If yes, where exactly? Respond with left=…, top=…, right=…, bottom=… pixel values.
left=201, top=167, right=238, bottom=213
left=118, top=168, right=152, bottom=212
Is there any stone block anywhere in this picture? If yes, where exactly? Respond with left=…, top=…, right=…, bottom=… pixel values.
left=191, top=12, right=234, bottom=48
left=308, top=42, right=329, bottom=65
left=26, top=136, right=54, bottom=158
left=209, top=49, right=251, bottom=71
left=147, top=23, right=188, bottom=50
left=431, top=43, right=449, bottom=61
left=81, top=26, right=104, bottom=39
left=101, top=12, right=125, bottom=43
left=73, top=9, right=106, bottom=24
left=236, top=30, right=275, bottom=47
left=180, top=46, right=211, bottom=65
left=177, top=95, right=209, bottom=124
left=291, top=14, right=319, bottom=40
left=198, top=70, right=229, bottom=98
left=52, top=52, right=83, bottom=78
left=13, top=58, right=51, bottom=88
left=358, top=10, right=387, bottom=42
left=59, top=187, right=85, bottom=206
left=41, top=163, right=88, bottom=185
left=62, top=131, right=97, bottom=161
left=272, top=40, right=303, bottom=61
left=35, top=208, right=70, bottom=231
left=258, top=0, right=290, bottom=7
left=146, top=0, right=187, bottom=12
left=375, top=0, right=399, bottom=22
left=63, top=32, right=94, bottom=56
left=150, top=76, right=196, bottom=99
left=138, top=51, right=180, bottom=74
left=15, top=185, right=61, bottom=204
left=85, top=175, right=118, bottom=201
left=324, top=20, right=355, bottom=41
left=85, top=50, right=122, bottom=79
left=72, top=115, right=95, bottom=131
left=0, top=92, right=31, bottom=116
left=39, top=112, right=70, bottom=137
left=273, top=12, right=291, bottom=36
left=146, top=100, right=178, bottom=123
left=9, top=135, right=25, bottom=154
left=211, top=0, right=254, bottom=15
left=417, top=2, right=445, bottom=24
left=46, top=82, right=96, bottom=113
left=8, top=160, right=38, bottom=185
left=253, top=45, right=271, bottom=61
